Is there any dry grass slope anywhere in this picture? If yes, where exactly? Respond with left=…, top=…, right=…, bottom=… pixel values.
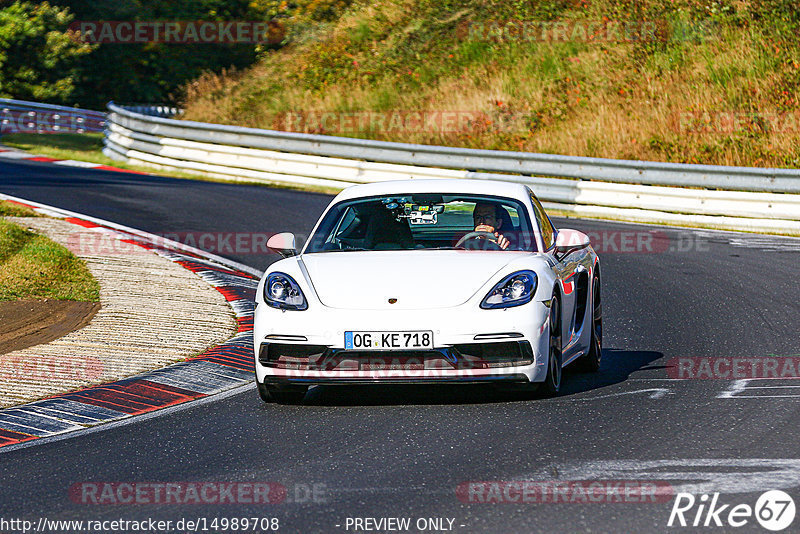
left=180, top=0, right=800, bottom=168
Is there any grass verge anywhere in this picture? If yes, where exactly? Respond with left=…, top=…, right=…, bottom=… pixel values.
left=0, top=214, right=100, bottom=302
left=0, top=200, right=40, bottom=218
left=1, top=133, right=108, bottom=163
left=2, top=132, right=185, bottom=173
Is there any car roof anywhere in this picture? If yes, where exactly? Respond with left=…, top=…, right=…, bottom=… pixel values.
left=332, top=179, right=532, bottom=204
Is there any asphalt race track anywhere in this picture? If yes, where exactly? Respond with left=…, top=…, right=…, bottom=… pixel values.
left=2, top=157, right=800, bottom=533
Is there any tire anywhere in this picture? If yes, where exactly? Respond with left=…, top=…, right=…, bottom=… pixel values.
left=538, top=296, right=563, bottom=397
left=257, top=380, right=307, bottom=404
left=256, top=378, right=271, bottom=403
left=575, top=275, right=602, bottom=373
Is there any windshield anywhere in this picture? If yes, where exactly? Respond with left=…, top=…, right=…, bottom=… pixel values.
left=304, top=194, right=537, bottom=253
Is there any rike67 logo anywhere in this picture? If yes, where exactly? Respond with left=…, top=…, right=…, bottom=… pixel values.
left=668, top=490, right=796, bottom=531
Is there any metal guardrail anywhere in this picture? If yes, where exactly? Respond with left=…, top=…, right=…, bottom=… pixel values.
left=0, top=98, right=106, bottom=134
left=103, top=102, right=800, bottom=234
left=107, top=103, right=800, bottom=194
left=118, top=105, right=181, bottom=118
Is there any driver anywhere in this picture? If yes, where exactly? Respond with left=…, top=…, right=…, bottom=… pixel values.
left=472, top=202, right=510, bottom=250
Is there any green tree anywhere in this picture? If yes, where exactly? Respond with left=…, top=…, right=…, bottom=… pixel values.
left=59, top=0, right=261, bottom=108
left=0, top=1, right=94, bottom=103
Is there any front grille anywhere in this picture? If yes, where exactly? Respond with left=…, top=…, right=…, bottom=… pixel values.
left=453, top=341, right=534, bottom=367
left=259, top=343, right=327, bottom=368
left=259, top=341, right=533, bottom=371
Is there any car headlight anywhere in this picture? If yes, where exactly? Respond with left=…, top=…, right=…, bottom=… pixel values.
left=264, top=272, right=308, bottom=310
left=480, top=271, right=538, bottom=309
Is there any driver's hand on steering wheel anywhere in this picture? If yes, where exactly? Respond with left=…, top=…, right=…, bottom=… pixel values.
left=475, top=224, right=510, bottom=249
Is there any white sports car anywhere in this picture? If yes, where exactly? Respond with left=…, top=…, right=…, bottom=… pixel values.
left=254, top=179, right=601, bottom=403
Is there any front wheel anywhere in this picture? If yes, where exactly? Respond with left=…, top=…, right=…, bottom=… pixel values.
left=538, top=296, right=562, bottom=397
left=256, top=378, right=271, bottom=403
left=257, top=380, right=307, bottom=404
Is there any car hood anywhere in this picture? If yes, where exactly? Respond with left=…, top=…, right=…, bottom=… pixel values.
left=300, top=250, right=523, bottom=310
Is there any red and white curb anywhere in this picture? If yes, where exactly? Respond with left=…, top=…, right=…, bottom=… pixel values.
left=0, top=145, right=147, bottom=174
left=0, top=194, right=262, bottom=450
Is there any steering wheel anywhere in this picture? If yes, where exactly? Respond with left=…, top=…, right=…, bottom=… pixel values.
left=455, top=231, right=503, bottom=251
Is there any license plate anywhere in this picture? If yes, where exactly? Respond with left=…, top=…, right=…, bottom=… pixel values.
left=344, top=331, right=434, bottom=350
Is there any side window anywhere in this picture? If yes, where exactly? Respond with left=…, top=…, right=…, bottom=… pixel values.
left=529, top=190, right=555, bottom=250
left=332, top=208, right=357, bottom=241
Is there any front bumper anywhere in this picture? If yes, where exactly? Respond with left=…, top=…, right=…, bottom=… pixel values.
left=254, top=301, right=551, bottom=385
left=263, top=374, right=532, bottom=386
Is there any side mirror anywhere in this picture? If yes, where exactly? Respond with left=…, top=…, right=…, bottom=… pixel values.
left=267, top=232, right=297, bottom=258
left=554, top=229, right=590, bottom=256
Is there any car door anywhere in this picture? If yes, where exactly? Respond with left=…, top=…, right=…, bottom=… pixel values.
left=529, top=191, right=582, bottom=360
